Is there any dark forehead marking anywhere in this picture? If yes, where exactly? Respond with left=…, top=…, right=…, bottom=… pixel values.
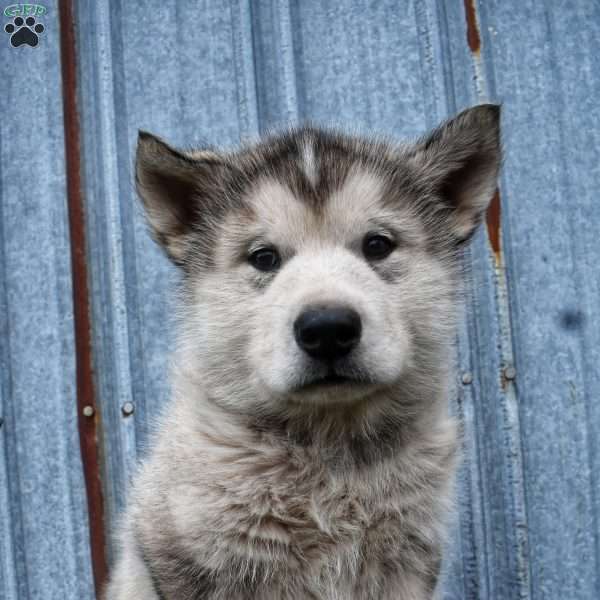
left=235, top=127, right=385, bottom=213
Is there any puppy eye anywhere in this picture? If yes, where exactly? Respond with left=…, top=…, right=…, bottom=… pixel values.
left=248, top=247, right=281, bottom=272
left=362, top=234, right=396, bottom=260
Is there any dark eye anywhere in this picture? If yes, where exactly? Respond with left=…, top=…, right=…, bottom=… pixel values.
left=248, top=247, right=281, bottom=272
left=362, top=234, right=396, bottom=260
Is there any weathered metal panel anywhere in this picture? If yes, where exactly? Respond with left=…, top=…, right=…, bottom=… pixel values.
left=71, top=0, right=600, bottom=598
left=0, top=2, right=95, bottom=599
left=2, top=0, right=599, bottom=598
left=433, top=4, right=533, bottom=597
left=474, top=2, right=600, bottom=598
left=72, top=2, right=523, bottom=598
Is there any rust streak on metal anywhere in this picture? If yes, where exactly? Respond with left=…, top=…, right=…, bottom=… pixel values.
left=59, top=0, right=108, bottom=593
left=463, top=0, right=481, bottom=53
left=486, top=188, right=502, bottom=263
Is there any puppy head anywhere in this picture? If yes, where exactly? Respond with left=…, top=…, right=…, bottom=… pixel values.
left=136, top=105, right=501, bottom=418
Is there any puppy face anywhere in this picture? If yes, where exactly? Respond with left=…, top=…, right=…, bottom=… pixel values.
left=135, top=106, right=501, bottom=417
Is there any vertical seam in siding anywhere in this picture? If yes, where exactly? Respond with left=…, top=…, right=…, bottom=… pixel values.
left=58, top=0, right=108, bottom=594
left=230, top=0, right=260, bottom=140
left=273, top=0, right=300, bottom=123
left=0, top=198, right=29, bottom=600
left=462, top=2, right=532, bottom=598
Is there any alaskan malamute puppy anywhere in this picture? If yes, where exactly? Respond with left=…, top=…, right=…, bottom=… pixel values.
left=105, top=105, right=501, bottom=600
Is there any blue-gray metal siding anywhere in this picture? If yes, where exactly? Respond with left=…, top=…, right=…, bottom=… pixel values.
left=0, top=3, right=95, bottom=598
left=1, top=1, right=599, bottom=598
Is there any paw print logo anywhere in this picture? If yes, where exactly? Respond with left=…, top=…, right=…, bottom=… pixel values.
left=5, top=16, right=44, bottom=47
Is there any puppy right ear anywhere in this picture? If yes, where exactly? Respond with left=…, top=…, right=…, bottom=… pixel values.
left=409, top=105, right=501, bottom=243
left=135, top=131, right=223, bottom=264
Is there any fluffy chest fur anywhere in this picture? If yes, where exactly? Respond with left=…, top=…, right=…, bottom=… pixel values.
left=131, top=401, right=457, bottom=600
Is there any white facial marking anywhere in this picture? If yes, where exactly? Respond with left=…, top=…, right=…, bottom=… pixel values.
left=300, top=138, right=319, bottom=187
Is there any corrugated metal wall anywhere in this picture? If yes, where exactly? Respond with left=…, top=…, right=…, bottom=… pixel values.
left=1, top=1, right=599, bottom=598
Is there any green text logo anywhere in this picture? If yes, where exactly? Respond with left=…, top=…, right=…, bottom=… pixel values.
left=4, top=4, right=46, bottom=18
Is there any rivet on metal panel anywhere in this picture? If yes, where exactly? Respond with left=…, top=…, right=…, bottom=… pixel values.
left=122, top=402, right=135, bottom=417
left=503, top=366, right=517, bottom=381
left=461, top=372, right=473, bottom=385
left=82, top=405, right=95, bottom=418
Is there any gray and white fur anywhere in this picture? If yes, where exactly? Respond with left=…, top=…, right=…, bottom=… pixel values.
left=104, top=105, right=501, bottom=600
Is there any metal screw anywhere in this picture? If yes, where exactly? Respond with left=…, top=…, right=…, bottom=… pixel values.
left=121, top=402, right=135, bottom=417
left=461, top=372, right=473, bottom=385
left=82, top=405, right=95, bottom=418
left=503, top=366, right=517, bottom=381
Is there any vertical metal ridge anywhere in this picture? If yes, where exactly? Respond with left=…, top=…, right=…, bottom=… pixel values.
left=0, top=201, right=25, bottom=600
left=58, top=0, right=108, bottom=593
left=249, top=0, right=300, bottom=130
left=230, top=0, right=260, bottom=140
left=463, top=2, right=531, bottom=598
left=272, top=0, right=300, bottom=123
left=413, top=0, right=445, bottom=126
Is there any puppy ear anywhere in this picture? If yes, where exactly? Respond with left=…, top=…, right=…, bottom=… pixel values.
left=135, top=131, right=223, bottom=264
left=411, top=104, right=501, bottom=242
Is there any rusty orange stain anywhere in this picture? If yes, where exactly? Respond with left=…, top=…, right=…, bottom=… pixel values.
left=463, top=0, right=481, bottom=53
left=486, top=188, right=502, bottom=263
left=59, top=0, right=108, bottom=593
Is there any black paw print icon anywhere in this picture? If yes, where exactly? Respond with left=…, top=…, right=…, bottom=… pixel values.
left=5, top=16, right=44, bottom=47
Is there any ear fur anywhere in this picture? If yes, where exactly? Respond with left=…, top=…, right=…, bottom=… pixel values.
left=135, top=131, right=223, bottom=264
left=411, top=104, right=502, bottom=242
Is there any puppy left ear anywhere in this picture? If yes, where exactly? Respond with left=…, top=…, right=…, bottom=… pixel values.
left=135, top=131, right=225, bottom=264
left=411, top=104, right=501, bottom=242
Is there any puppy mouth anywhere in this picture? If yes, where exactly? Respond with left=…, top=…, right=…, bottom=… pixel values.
left=304, top=373, right=352, bottom=388
left=292, top=368, right=373, bottom=393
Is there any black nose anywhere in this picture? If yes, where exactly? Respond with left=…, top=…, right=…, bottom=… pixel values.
left=294, top=306, right=362, bottom=361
